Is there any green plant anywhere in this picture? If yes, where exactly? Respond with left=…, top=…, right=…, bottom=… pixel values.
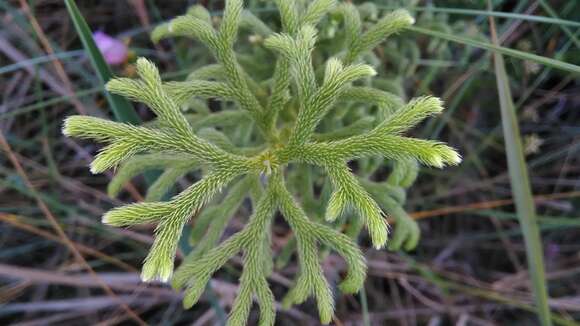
left=63, top=0, right=460, bottom=324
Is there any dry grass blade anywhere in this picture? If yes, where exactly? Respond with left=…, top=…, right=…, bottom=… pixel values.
left=0, top=213, right=137, bottom=272
left=16, top=0, right=87, bottom=115
left=0, top=131, right=147, bottom=326
left=408, top=191, right=580, bottom=220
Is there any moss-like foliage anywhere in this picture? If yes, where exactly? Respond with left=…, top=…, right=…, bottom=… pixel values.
left=63, top=0, right=460, bottom=324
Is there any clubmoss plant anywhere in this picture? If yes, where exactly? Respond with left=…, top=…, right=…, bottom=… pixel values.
left=63, top=0, right=460, bottom=324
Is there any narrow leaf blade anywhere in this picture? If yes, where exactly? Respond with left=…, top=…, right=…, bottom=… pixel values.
left=489, top=17, right=553, bottom=326
left=408, top=26, right=580, bottom=75
left=64, top=0, right=141, bottom=124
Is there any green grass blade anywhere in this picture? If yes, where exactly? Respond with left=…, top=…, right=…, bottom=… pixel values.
left=64, top=0, right=141, bottom=124
left=359, top=285, right=371, bottom=326
left=537, top=0, right=580, bottom=49
left=407, top=26, right=580, bottom=75
left=244, top=6, right=580, bottom=28
left=64, top=0, right=161, bottom=186
left=405, top=7, right=580, bottom=28
left=489, top=17, right=552, bottom=326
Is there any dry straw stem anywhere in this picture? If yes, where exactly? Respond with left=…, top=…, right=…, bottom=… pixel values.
left=0, top=132, right=146, bottom=325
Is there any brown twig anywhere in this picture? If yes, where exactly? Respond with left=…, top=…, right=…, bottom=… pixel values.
left=407, top=190, right=580, bottom=220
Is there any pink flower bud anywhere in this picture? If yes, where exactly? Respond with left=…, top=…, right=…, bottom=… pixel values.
left=93, top=31, right=128, bottom=65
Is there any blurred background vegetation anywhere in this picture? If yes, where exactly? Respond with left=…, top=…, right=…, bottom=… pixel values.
left=1, top=0, right=579, bottom=325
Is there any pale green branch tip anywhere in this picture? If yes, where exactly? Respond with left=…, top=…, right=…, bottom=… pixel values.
left=62, top=0, right=460, bottom=324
